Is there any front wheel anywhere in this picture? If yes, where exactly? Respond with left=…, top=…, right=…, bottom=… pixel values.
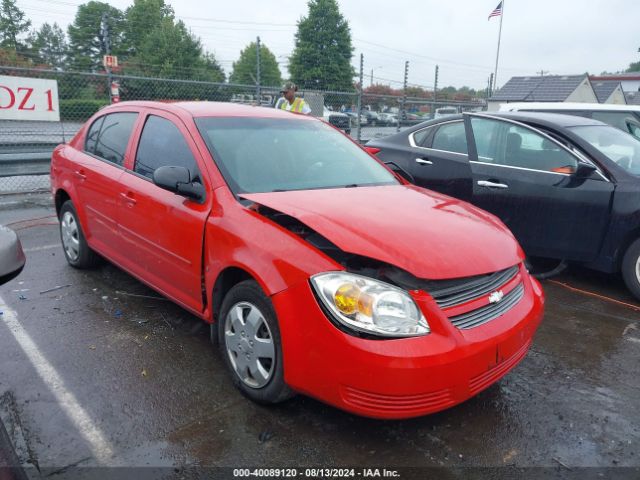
left=622, top=238, right=640, bottom=300
left=218, top=280, right=294, bottom=404
left=59, top=200, right=101, bottom=268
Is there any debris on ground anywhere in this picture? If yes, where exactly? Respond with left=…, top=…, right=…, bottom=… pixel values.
left=39, top=284, right=72, bottom=294
left=116, top=290, right=168, bottom=301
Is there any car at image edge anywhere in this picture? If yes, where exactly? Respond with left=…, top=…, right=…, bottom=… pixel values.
left=366, top=111, right=640, bottom=299
left=50, top=101, right=544, bottom=419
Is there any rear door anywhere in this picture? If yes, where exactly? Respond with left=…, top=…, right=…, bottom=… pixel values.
left=374, top=120, right=473, bottom=201
left=465, top=114, right=615, bottom=261
left=75, top=112, right=138, bottom=259
left=117, top=111, right=211, bottom=314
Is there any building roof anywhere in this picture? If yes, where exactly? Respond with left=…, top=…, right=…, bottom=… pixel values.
left=591, top=80, right=623, bottom=103
left=490, top=74, right=588, bottom=102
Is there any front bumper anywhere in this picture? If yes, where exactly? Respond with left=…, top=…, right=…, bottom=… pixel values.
left=272, top=267, right=544, bottom=419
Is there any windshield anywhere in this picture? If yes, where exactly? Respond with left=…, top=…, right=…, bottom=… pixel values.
left=570, top=125, right=640, bottom=175
left=195, top=117, right=398, bottom=193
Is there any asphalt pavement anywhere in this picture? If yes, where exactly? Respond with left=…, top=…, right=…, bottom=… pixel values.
left=0, top=192, right=638, bottom=479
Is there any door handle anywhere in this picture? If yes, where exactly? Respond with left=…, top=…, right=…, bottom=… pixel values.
left=120, top=192, right=137, bottom=205
left=73, top=169, right=86, bottom=180
left=477, top=180, right=508, bottom=189
left=415, top=158, right=433, bottom=165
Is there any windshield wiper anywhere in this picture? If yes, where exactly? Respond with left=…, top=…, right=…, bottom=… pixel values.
left=344, top=184, right=360, bottom=188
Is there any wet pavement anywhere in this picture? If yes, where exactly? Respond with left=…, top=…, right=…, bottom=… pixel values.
left=0, top=192, right=638, bottom=477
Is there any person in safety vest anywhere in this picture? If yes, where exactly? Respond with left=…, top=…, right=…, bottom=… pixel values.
left=276, top=82, right=311, bottom=115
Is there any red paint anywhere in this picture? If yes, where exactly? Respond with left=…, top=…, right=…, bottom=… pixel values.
left=17, top=87, right=35, bottom=110
left=50, top=101, right=545, bottom=419
left=363, top=146, right=381, bottom=155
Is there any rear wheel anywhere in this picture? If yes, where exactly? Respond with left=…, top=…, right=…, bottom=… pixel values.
left=218, top=280, right=294, bottom=404
left=59, top=200, right=100, bottom=268
left=622, top=238, right=640, bottom=300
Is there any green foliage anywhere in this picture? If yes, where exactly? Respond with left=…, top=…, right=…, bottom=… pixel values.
left=0, top=0, right=31, bottom=51
left=27, top=23, right=67, bottom=68
left=289, top=0, right=355, bottom=91
left=626, top=61, right=640, bottom=73
left=67, top=1, right=126, bottom=71
left=59, top=98, right=108, bottom=120
left=124, top=0, right=174, bottom=56
left=230, top=41, right=282, bottom=87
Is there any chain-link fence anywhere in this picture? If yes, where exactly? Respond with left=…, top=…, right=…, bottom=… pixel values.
left=0, top=65, right=485, bottom=194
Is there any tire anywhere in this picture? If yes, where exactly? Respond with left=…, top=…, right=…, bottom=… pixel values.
left=218, top=280, right=294, bottom=404
left=622, top=238, right=640, bottom=300
left=59, top=200, right=101, bottom=268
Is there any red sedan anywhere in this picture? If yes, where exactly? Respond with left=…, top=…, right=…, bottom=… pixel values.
left=50, top=102, right=544, bottom=419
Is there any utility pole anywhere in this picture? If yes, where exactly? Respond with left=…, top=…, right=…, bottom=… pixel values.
left=370, top=68, right=373, bottom=87
left=101, top=13, right=112, bottom=103
left=398, top=60, right=408, bottom=133
left=432, top=65, right=439, bottom=117
left=256, top=36, right=261, bottom=103
left=357, top=53, right=364, bottom=143
left=488, top=73, right=494, bottom=98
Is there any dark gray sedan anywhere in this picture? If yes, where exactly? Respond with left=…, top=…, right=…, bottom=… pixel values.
left=366, top=112, right=640, bottom=300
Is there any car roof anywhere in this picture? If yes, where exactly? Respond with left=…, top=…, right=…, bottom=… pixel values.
left=102, top=100, right=316, bottom=120
left=499, top=102, right=640, bottom=113
left=482, top=111, right=606, bottom=127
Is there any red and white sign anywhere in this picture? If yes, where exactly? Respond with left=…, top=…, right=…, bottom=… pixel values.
left=103, top=55, right=118, bottom=68
left=0, top=75, right=60, bottom=122
left=110, top=81, right=120, bottom=103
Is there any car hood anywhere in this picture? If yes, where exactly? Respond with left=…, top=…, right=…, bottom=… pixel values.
left=241, top=185, right=523, bottom=280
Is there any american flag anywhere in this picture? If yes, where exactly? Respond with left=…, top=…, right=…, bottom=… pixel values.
left=488, top=1, right=503, bottom=20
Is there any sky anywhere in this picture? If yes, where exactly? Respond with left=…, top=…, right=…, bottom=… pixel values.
left=16, top=0, right=640, bottom=91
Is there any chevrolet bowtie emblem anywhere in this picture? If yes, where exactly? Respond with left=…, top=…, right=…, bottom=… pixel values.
left=489, top=290, right=504, bottom=304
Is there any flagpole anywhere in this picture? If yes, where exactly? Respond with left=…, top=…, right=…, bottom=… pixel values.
left=492, top=0, right=505, bottom=93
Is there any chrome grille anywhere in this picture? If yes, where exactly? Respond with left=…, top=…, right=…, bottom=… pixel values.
left=430, top=265, right=519, bottom=309
left=449, top=283, right=524, bottom=330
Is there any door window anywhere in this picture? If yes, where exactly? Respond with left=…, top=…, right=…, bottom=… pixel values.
left=92, top=113, right=138, bottom=166
left=591, top=111, right=638, bottom=134
left=432, top=121, right=467, bottom=154
left=470, top=117, right=578, bottom=173
left=134, top=115, right=201, bottom=182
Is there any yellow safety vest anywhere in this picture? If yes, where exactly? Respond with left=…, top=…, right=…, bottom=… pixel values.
left=280, top=97, right=305, bottom=113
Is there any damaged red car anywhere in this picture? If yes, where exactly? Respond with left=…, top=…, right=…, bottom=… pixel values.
left=50, top=102, right=544, bottom=419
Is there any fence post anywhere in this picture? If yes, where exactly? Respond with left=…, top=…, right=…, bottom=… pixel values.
left=256, top=36, right=261, bottom=103
left=398, top=60, right=408, bottom=133
left=357, top=53, right=363, bottom=143
left=433, top=64, right=439, bottom=117
left=101, top=13, right=112, bottom=104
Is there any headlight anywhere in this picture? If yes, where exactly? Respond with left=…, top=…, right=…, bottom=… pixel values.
left=310, top=272, right=430, bottom=338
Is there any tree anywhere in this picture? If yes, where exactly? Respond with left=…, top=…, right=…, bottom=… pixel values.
left=124, top=0, right=174, bottom=56
left=67, top=1, right=126, bottom=71
left=626, top=61, right=640, bottom=73
left=230, top=41, right=282, bottom=87
left=288, top=0, right=355, bottom=91
left=0, top=0, right=31, bottom=51
left=28, top=23, right=68, bottom=68
left=129, top=18, right=224, bottom=81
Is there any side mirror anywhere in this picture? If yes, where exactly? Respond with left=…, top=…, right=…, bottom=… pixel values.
left=153, top=166, right=205, bottom=201
left=0, top=226, right=25, bottom=286
left=574, top=162, right=598, bottom=179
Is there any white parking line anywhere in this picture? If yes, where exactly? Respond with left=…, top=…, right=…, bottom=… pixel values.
left=23, top=244, right=59, bottom=253
left=0, top=295, right=115, bottom=465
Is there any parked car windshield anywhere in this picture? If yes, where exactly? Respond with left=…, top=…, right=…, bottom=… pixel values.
left=570, top=125, right=640, bottom=175
left=195, top=117, right=398, bottom=193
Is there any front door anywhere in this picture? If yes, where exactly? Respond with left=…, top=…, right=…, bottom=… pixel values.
left=465, top=114, right=615, bottom=262
left=117, top=112, right=211, bottom=314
